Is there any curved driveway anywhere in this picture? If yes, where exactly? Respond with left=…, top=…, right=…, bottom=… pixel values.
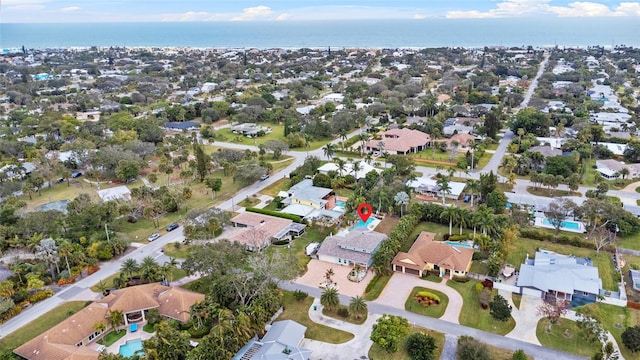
left=375, top=272, right=463, bottom=324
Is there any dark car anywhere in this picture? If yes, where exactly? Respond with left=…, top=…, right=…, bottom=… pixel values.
left=71, top=171, right=84, bottom=178
left=166, top=222, right=179, bottom=232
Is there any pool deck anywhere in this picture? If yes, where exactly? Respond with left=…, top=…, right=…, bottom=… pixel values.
left=86, top=325, right=154, bottom=355
left=534, top=217, right=585, bottom=233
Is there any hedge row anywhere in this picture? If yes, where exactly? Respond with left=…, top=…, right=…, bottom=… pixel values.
left=245, top=207, right=304, bottom=223
left=519, top=228, right=596, bottom=250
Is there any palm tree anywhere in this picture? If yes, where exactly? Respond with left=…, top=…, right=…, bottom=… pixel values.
left=93, top=321, right=106, bottom=335
left=620, top=167, right=630, bottom=180
left=440, top=205, right=457, bottom=236
left=323, top=143, right=336, bottom=160
left=320, top=288, right=340, bottom=311
left=475, top=205, right=495, bottom=236
left=120, top=258, right=139, bottom=281
left=334, top=157, right=346, bottom=176
left=457, top=208, right=471, bottom=235
left=58, top=239, right=74, bottom=276
left=325, top=268, right=335, bottom=284
left=466, top=179, right=479, bottom=207
left=394, top=191, right=410, bottom=217
left=436, top=176, right=451, bottom=205
left=139, top=256, right=159, bottom=283
left=348, top=296, right=368, bottom=319
left=339, top=130, right=348, bottom=150
left=107, top=309, right=124, bottom=331
left=352, top=160, right=361, bottom=178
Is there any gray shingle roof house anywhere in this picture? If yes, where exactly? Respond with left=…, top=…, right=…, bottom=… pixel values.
left=317, top=230, right=387, bottom=269
left=233, top=320, right=311, bottom=360
left=282, top=179, right=333, bottom=210
left=516, top=250, right=602, bottom=302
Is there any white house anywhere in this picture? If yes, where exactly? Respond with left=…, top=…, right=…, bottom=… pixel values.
left=97, top=185, right=131, bottom=202
left=405, top=177, right=466, bottom=200
left=317, top=161, right=380, bottom=179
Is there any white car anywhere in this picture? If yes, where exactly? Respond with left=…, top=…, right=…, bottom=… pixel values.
left=148, top=233, right=160, bottom=242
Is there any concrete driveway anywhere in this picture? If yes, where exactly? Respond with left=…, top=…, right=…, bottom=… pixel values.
left=374, top=272, right=463, bottom=324
left=295, top=260, right=374, bottom=298
left=500, top=290, right=544, bottom=345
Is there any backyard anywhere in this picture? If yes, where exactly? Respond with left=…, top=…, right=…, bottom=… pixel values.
left=368, top=327, right=445, bottom=360
left=536, top=318, right=599, bottom=358
left=215, top=123, right=329, bottom=150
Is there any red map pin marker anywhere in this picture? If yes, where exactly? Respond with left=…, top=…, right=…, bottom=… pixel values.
left=356, top=203, right=373, bottom=223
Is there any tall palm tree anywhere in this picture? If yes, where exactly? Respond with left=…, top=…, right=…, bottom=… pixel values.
left=457, top=208, right=471, bottom=235
left=394, top=191, right=410, bottom=217
left=108, top=309, right=124, bottom=331
left=466, top=179, right=479, bottom=207
left=334, top=157, right=346, bottom=176
left=348, top=296, right=368, bottom=319
left=320, top=288, right=340, bottom=311
left=120, top=258, right=139, bottom=281
left=139, top=256, right=159, bottom=283
left=436, top=176, right=451, bottom=205
left=352, top=160, right=361, bottom=178
left=440, top=205, right=457, bottom=236
left=475, top=205, right=494, bottom=236
left=323, top=143, right=336, bottom=160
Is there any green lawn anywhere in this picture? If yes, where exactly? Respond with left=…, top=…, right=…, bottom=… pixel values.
left=447, top=280, right=516, bottom=335
left=526, top=186, right=577, bottom=197
left=277, top=291, right=354, bottom=343
left=409, top=222, right=453, bottom=245
left=143, top=323, right=155, bottom=333
left=404, top=287, right=449, bottom=318
left=216, top=124, right=328, bottom=150
left=322, top=305, right=367, bottom=325
left=0, top=301, right=88, bottom=350
left=574, top=303, right=640, bottom=360
left=512, top=294, right=522, bottom=309
left=618, top=231, right=640, bottom=251
left=265, top=227, right=330, bottom=277
left=97, top=329, right=126, bottom=346
left=470, top=261, right=489, bottom=275
left=536, top=318, right=599, bottom=358
left=368, top=327, right=445, bottom=360
left=506, top=237, right=619, bottom=291
left=238, top=196, right=261, bottom=207
left=259, top=178, right=291, bottom=197
left=162, top=243, right=193, bottom=259
left=363, top=274, right=392, bottom=301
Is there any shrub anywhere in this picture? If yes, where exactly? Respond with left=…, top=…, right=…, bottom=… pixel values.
left=489, top=294, right=512, bottom=321
left=245, top=207, right=303, bottom=223
left=414, top=291, right=441, bottom=305
left=511, top=349, right=528, bottom=360
left=449, top=234, right=469, bottom=241
left=622, top=325, right=640, bottom=353
left=88, top=265, right=100, bottom=275
left=406, top=332, right=437, bottom=360
left=475, top=283, right=484, bottom=292
left=28, top=289, right=54, bottom=303
left=188, top=325, right=210, bottom=338
left=293, top=290, right=308, bottom=301
left=457, top=336, right=490, bottom=360
left=452, top=275, right=470, bottom=283
left=57, top=277, right=75, bottom=286
left=337, top=307, right=350, bottom=317
left=0, top=305, right=21, bottom=322
left=481, top=279, right=494, bottom=290
left=472, top=252, right=483, bottom=261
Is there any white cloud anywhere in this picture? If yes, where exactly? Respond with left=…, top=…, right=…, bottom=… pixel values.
left=413, top=14, right=427, bottom=19
left=447, top=0, right=640, bottom=18
left=7, top=4, right=45, bottom=11
left=275, top=13, right=290, bottom=21
left=161, top=11, right=227, bottom=22
left=60, top=6, right=81, bottom=12
left=231, top=6, right=273, bottom=21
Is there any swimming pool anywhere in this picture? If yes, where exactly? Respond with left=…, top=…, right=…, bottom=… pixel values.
left=444, top=241, right=473, bottom=248
left=336, top=200, right=346, bottom=207
left=351, top=217, right=375, bottom=230
left=119, top=338, right=143, bottom=357
left=542, top=218, right=581, bottom=230
left=36, top=199, right=70, bottom=214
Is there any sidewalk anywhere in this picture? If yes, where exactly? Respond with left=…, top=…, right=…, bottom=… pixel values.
left=301, top=298, right=379, bottom=360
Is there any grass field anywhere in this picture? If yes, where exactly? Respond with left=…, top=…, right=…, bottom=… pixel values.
left=526, top=186, right=577, bottom=197
left=363, top=274, right=392, bottom=301
left=277, top=290, right=354, bottom=343
left=322, top=305, right=367, bottom=325
left=162, top=243, right=193, bottom=259
left=575, top=303, right=640, bottom=360
left=536, top=318, right=599, bottom=358
left=447, top=280, right=516, bottom=335
left=404, top=287, right=449, bottom=318
left=215, top=124, right=329, bottom=150
left=259, top=178, right=291, bottom=197
left=368, top=327, right=445, bottom=360
left=265, top=227, right=330, bottom=277
left=97, top=329, right=126, bottom=346
left=0, top=301, right=88, bottom=350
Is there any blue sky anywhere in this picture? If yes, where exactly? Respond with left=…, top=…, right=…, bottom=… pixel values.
left=3, top=0, right=640, bottom=22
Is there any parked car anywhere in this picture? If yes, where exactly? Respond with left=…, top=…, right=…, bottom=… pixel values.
left=148, top=233, right=160, bottom=242
left=166, top=222, right=179, bottom=232
left=71, top=171, right=83, bottom=178
left=260, top=174, right=270, bottom=181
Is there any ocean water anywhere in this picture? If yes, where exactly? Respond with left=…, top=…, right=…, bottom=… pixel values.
left=1, top=18, right=638, bottom=49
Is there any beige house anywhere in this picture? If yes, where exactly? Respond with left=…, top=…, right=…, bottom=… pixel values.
left=229, top=212, right=306, bottom=251
left=14, top=284, right=204, bottom=360
left=365, top=128, right=431, bottom=155
left=392, top=232, right=474, bottom=277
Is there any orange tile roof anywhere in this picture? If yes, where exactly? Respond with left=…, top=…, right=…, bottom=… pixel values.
left=392, top=232, right=474, bottom=272
left=158, top=287, right=205, bottom=322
